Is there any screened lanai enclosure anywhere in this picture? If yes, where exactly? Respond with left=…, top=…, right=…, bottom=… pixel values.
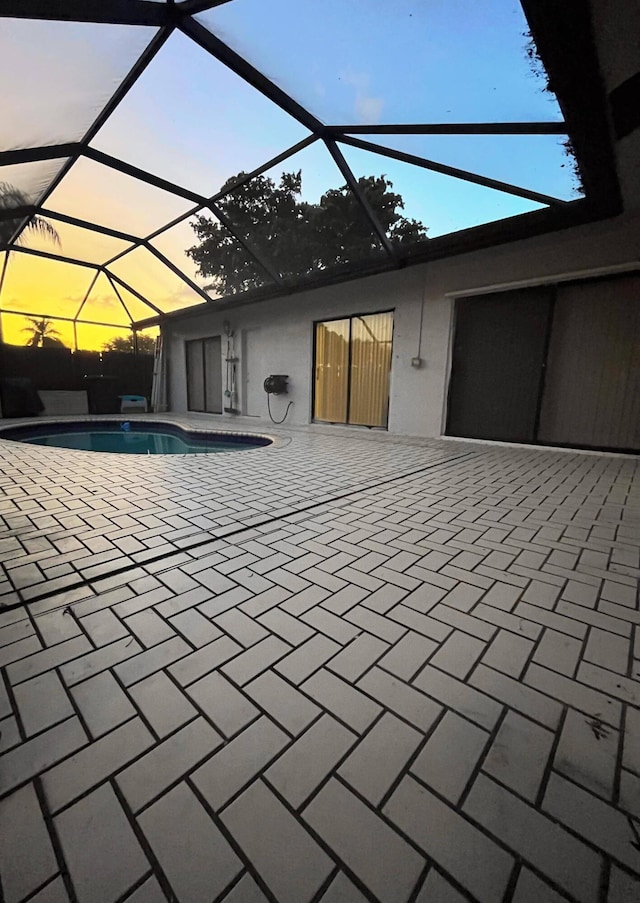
left=0, top=0, right=614, bottom=364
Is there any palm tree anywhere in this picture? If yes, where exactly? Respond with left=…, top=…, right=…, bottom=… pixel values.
left=22, top=317, right=65, bottom=348
left=0, top=183, right=60, bottom=246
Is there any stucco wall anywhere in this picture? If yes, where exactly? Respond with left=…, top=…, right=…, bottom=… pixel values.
left=163, top=208, right=640, bottom=438
left=165, top=265, right=441, bottom=434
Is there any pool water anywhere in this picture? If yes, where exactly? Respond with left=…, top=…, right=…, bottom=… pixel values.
left=0, top=422, right=271, bottom=455
left=25, top=430, right=241, bottom=454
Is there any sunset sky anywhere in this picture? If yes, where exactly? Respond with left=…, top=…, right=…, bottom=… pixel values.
left=0, top=1, right=579, bottom=350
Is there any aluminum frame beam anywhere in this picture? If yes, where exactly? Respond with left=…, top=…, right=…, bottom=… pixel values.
left=0, top=0, right=171, bottom=26
left=5, top=244, right=99, bottom=270
left=0, top=144, right=80, bottom=167
left=0, top=307, right=135, bottom=331
left=324, top=139, right=397, bottom=262
left=326, top=123, right=568, bottom=136
left=179, top=17, right=324, bottom=134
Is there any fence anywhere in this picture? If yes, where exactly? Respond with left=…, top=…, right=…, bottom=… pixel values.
left=0, top=344, right=154, bottom=402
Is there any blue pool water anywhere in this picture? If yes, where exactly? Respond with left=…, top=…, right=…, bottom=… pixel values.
left=0, top=422, right=271, bottom=455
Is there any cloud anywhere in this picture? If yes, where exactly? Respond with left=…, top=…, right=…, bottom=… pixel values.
left=341, top=71, right=384, bottom=124
left=87, top=293, right=123, bottom=313
left=355, top=94, right=384, bottom=122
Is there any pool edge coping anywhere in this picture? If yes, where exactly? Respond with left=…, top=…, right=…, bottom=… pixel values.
left=0, top=415, right=285, bottom=454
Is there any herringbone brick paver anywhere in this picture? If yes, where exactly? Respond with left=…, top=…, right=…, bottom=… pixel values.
left=0, top=421, right=639, bottom=901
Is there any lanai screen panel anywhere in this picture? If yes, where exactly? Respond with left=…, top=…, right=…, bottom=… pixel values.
left=196, top=0, right=563, bottom=124
left=1, top=311, right=76, bottom=351
left=212, top=141, right=387, bottom=289
left=75, top=322, right=131, bottom=352
left=80, top=273, right=132, bottom=327
left=150, top=217, right=210, bottom=290
left=45, top=159, right=193, bottom=240
left=19, top=219, right=133, bottom=267
left=358, top=134, right=584, bottom=201
left=151, top=213, right=277, bottom=297
left=107, top=246, right=206, bottom=314
left=91, top=30, right=310, bottom=196
left=108, top=283, right=162, bottom=324
left=0, top=18, right=157, bottom=151
left=341, top=145, right=545, bottom=241
left=1, top=254, right=95, bottom=321
left=0, top=161, right=71, bottom=249
left=0, top=1, right=584, bottom=340
left=0, top=161, right=70, bottom=206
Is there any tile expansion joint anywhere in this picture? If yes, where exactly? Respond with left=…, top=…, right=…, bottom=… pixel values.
left=4, top=451, right=478, bottom=614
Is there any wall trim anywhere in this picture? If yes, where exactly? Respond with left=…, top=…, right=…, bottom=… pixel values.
left=444, top=261, right=640, bottom=299
left=440, top=435, right=639, bottom=460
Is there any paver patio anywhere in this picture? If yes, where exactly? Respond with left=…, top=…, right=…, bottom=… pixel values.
left=0, top=417, right=639, bottom=903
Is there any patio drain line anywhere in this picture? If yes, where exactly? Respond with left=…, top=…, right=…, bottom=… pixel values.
left=6, top=450, right=478, bottom=613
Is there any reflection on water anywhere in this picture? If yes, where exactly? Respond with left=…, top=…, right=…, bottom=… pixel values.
left=23, top=430, right=240, bottom=454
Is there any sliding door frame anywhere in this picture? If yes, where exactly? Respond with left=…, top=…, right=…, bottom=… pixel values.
left=185, top=335, right=222, bottom=414
left=445, top=271, right=640, bottom=453
left=531, top=287, right=557, bottom=441
left=312, top=309, right=394, bottom=429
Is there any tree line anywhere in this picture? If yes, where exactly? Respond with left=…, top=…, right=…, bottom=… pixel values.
left=187, top=170, right=428, bottom=295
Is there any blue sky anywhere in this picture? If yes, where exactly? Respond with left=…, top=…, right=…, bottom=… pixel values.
left=84, top=2, right=579, bottom=254
left=197, top=0, right=564, bottom=125
left=3, top=1, right=581, bottom=327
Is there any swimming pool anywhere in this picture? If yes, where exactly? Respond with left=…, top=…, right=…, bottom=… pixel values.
left=0, top=421, right=272, bottom=455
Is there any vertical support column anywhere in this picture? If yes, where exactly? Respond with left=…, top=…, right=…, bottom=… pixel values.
left=0, top=250, right=7, bottom=414
left=0, top=250, right=10, bottom=347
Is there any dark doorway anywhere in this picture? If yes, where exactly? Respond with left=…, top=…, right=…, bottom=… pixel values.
left=446, top=287, right=553, bottom=443
left=186, top=336, right=222, bottom=414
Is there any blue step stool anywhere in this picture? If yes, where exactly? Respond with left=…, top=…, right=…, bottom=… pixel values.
left=120, top=395, right=148, bottom=413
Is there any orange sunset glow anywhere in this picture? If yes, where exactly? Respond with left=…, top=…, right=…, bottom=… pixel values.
left=0, top=249, right=163, bottom=351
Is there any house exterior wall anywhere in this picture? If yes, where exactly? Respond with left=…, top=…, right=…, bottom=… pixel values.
left=590, top=0, right=640, bottom=212
left=163, top=0, right=640, bottom=440
left=164, top=209, right=640, bottom=438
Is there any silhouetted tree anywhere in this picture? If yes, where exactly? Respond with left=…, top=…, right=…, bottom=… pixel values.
left=22, top=317, right=65, bottom=347
left=187, top=171, right=428, bottom=295
left=103, top=334, right=156, bottom=354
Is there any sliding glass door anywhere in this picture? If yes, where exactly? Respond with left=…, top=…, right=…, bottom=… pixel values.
left=314, top=311, right=393, bottom=428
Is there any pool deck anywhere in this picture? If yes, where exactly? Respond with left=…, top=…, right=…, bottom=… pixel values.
left=0, top=415, right=639, bottom=903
